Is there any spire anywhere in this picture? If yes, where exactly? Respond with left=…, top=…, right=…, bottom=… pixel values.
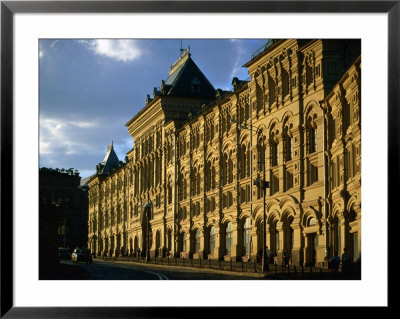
left=98, top=142, right=120, bottom=175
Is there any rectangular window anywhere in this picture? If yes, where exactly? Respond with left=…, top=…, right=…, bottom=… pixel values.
left=210, top=236, right=215, bottom=253
left=244, top=229, right=250, bottom=256
left=286, top=170, right=293, bottom=191
left=246, top=185, right=251, bottom=203
left=241, top=187, right=245, bottom=204
left=309, top=163, right=318, bottom=185
left=195, top=236, right=200, bottom=252
left=271, top=174, right=279, bottom=195
left=226, top=233, right=232, bottom=255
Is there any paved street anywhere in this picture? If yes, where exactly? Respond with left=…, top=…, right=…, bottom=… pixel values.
left=60, top=259, right=265, bottom=280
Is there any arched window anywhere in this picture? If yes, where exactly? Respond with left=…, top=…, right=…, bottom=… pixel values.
left=129, top=202, right=133, bottom=219
left=211, top=166, right=216, bottom=189
left=196, top=131, right=200, bottom=149
left=308, top=217, right=316, bottom=226
left=256, top=81, right=263, bottom=113
left=244, top=218, right=251, bottom=256
left=210, top=226, right=216, bottom=254
left=195, top=229, right=201, bottom=252
left=178, top=172, right=183, bottom=201
left=183, top=179, right=187, bottom=199
left=191, top=77, right=201, bottom=94
left=306, top=61, right=313, bottom=87
left=192, top=168, right=197, bottom=195
left=271, top=133, right=279, bottom=166
left=221, top=113, right=227, bottom=134
left=275, top=222, right=280, bottom=253
left=240, top=144, right=246, bottom=179
left=228, top=157, right=233, bottom=183
left=196, top=172, right=201, bottom=195
left=167, top=183, right=172, bottom=204
left=284, top=124, right=293, bottom=162
left=282, top=67, right=289, bottom=99
left=240, top=105, right=245, bottom=124
left=182, top=232, right=187, bottom=252
left=268, top=74, right=275, bottom=106
left=257, top=136, right=266, bottom=172
left=222, top=153, right=228, bottom=186
left=206, top=160, right=212, bottom=191
left=226, top=222, right=233, bottom=255
left=183, top=207, right=187, bottom=220
left=110, top=209, right=115, bottom=226
left=307, top=115, right=318, bottom=154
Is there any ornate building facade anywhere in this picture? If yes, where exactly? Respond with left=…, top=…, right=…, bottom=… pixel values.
left=87, top=39, right=361, bottom=267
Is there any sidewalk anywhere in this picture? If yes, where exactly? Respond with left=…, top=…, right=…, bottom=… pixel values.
left=95, top=257, right=359, bottom=280
left=95, top=258, right=268, bottom=278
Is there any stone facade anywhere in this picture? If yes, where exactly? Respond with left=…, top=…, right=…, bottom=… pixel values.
left=87, top=39, right=361, bottom=267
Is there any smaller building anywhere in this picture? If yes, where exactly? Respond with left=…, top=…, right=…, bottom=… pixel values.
left=39, top=167, right=88, bottom=254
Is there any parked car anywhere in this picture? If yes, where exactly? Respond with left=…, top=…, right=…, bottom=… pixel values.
left=58, top=247, right=70, bottom=260
left=71, top=248, right=92, bottom=264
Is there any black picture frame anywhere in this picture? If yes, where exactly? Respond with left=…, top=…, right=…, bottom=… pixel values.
left=1, top=1, right=395, bottom=317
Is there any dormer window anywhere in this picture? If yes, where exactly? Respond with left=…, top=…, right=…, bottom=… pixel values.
left=191, top=77, right=200, bottom=94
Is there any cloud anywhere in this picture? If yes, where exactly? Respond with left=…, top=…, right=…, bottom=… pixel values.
left=40, top=117, right=100, bottom=155
left=112, top=137, right=133, bottom=158
left=50, top=40, right=59, bottom=49
left=39, top=50, right=44, bottom=58
left=78, top=39, right=144, bottom=62
left=229, top=40, right=246, bottom=80
left=39, top=115, right=133, bottom=177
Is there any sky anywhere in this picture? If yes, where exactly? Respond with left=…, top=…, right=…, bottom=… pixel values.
left=39, top=39, right=269, bottom=178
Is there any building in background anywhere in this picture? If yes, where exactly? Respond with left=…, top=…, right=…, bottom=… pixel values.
left=39, top=167, right=88, bottom=257
left=87, top=39, right=361, bottom=268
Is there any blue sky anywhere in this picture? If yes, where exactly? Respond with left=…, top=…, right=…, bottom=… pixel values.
left=39, top=39, right=268, bottom=178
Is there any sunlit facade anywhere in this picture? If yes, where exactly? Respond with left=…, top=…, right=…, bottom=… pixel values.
left=87, top=39, right=361, bottom=267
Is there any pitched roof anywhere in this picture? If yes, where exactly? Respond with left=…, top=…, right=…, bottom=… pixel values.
left=126, top=48, right=216, bottom=127
left=96, top=142, right=120, bottom=175
left=161, top=48, right=215, bottom=99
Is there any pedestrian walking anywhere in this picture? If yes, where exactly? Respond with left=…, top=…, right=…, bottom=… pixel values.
left=283, top=249, right=290, bottom=270
left=257, top=249, right=262, bottom=264
left=341, top=247, right=352, bottom=274
left=265, top=246, right=271, bottom=264
left=330, top=251, right=340, bottom=272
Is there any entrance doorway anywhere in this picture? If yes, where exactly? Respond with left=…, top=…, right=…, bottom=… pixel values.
left=306, top=233, right=318, bottom=266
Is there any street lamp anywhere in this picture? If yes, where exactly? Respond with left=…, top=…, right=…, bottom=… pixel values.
left=231, top=118, right=270, bottom=272
left=253, top=172, right=269, bottom=272
left=143, top=195, right=152, bottom=263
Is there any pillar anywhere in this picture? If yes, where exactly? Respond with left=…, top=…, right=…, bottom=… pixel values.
left=291, top=223, right=302, bottom=266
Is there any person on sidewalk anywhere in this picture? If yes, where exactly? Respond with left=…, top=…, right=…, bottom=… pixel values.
left=283, top=249, right=290, bottom=270
left=257, top=249, right=262, bottom=264
left=341, top=247, right=352, bottom=274
left=330, top=251, right=340, bottom=272
left=265, top=246, right=271, bottom=265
